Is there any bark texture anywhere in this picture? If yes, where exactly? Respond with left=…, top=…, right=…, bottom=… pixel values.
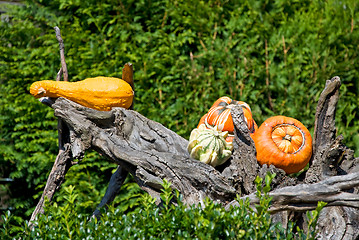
left=304, top=77, right=359, bottom=239
left=30, top=76, right=359, bottom=239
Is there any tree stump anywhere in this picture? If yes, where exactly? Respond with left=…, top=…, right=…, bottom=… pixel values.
left=30, top=72, right=359, bottom=238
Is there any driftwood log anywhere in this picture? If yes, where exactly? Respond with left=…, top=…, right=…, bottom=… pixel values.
left=30, top=75, right=359, bottom=239
left=29, top=28, right=359, bottom=239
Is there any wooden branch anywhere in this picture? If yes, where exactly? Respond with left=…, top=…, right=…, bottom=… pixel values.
left=56, top=68, right=63, bottom=82
left=54, top=26, right=68, bottom=82
left=301, top=76, right=359, bottom=239
left=312, top=77, right=341, bottom=154
left=29, top=145, right=73, bottom=226
left=222, top=105, right=260, bottom=194
left=226, top=171, right=359, bottom=213
left=30, top=27, right=73, bottom=227
left=305, top=77, right=342, bottom=182
left=54, top=26, right=69, bottom=150
left=306, top=76, right=358, bottom=181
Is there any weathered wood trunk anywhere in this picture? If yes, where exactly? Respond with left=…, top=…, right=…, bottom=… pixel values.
left=304, top=77, right=359, bottom=239
left=29, top=75, right=359, bottom=239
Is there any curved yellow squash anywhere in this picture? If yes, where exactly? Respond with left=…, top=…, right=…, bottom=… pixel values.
left=30, top=77, right=134, bottom=111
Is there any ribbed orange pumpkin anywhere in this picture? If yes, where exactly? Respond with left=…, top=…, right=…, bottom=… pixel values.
left=197, top=96, right=257, bottom=142
left=252, top=116, right=312, bottom=174
left=203, top=96, right=257, bottom=133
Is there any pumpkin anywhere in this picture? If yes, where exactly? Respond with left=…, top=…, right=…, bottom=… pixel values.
left=30, top=77, right=134, bottom=111
left=252, top=116, right=312, bottom=174
left=206, top=96, right=257, bottom=133
left=197, top=96, right=257, bottom=142
left=187, top=124, right=233, bottom=167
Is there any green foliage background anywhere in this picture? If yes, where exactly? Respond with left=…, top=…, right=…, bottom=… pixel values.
left=0, top=0, right=358, bottom=231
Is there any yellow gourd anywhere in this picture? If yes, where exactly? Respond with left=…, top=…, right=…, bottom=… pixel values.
left=30, top=76, right=134, bottom=111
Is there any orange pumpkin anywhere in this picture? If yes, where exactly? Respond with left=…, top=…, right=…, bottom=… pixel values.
left=202, top=96, right=257, bottom=133
left=197, top=97, right=257, bottom=142
left=252, top=116, right=312, bottom=174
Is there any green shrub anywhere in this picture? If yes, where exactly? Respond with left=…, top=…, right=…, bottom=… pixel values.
left=1, top=175, right=325, bottom=239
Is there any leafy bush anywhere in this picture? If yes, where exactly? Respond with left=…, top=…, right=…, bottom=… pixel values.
left=1, top=175, right=326, bottom=239
left=0, top=0, right=358, bottom=223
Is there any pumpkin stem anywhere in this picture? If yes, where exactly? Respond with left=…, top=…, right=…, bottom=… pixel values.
left=226, top=104, right=235, bottom=109
left=283, top=134, right=292, bottom=142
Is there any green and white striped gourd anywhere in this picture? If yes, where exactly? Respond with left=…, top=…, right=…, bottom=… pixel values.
left=187, top=124, right=233, bottom=167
